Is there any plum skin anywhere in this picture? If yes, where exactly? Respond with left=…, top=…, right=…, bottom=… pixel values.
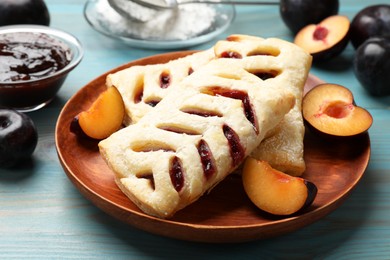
left=0, top=109, right=38, bottom=168
left=350, top=4, right=390, bottom=49
left=353, top=37, right=390, bottom=96
left=280, top=0, right=339, bottom=34
left=0, top=0, right=50, bottom=26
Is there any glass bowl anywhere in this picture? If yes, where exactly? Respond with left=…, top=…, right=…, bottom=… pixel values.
left=0, top=25, right=83, bottom=112
left=84, top=0, right=236, bottom=49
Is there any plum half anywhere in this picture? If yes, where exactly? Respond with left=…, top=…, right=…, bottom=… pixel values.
left=242, top=158, right=317, bottom=216
left=302, top=83, right=373, bottom=138
left=294, top=15, right=350, bottom=62
left=280, top=0, right=339, bottom=34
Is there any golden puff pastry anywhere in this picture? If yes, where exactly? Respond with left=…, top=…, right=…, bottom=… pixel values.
left=106, top=48, right=215, bottom=125
left=99, top=59, right=296, bottom=218
left=214, top=34, right=312, bottom=176
left=107, top=35, right=312, bottom=176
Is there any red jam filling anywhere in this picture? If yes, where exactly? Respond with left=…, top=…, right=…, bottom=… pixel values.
left=197, top=139, right=216, bottom=180
left=160, top=71, right=171, bottom=89
left=204, top=87, right=258, bottom=133
left=170, top=156, right=184, bottom=192
left=223, top=124, right=245, bottom=167
left=219, top=51, right=242, bottom=59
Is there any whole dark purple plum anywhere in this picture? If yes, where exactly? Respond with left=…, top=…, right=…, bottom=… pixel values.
left=0, top=0, right=50, bottom=26
left=280, top=0, right=339, bottom=34
left=353, top=37, right=390, bottom=96
left=0, top=109, right=38, bottom=168
left=350, top=4, right=390, bottom=49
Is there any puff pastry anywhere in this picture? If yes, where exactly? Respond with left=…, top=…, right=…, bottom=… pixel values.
left=107, top=35, right=312, bottom=176
left=99, top=58, right=295, bottom=218
left=106, top=48, right=215, bottom=125
left=214, top=35, right=312, bottom=176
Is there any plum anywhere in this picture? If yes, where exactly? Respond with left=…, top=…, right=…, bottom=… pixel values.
left=0, top=0, right=50, bottom=26
left=294, top=15, right=350, bottom=62
left=70, top=87, right=125, bottom=140
left=242, top=158, right=317, bottom=216
left=0, top=109, right=38, bottom=168
left=353, top=37, right=390, bottom=96
left=302, top=83, right=372, bottom=138
left=280, top=0, right=339, bottom=34
left=350, top=4, right=390, bottom=49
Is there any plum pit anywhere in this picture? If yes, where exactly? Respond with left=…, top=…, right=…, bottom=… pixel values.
left=313, top=26, right=329, bottom=41
left=322, top=101, right=353, bottom=119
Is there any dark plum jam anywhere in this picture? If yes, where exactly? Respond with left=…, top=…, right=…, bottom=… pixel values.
left=197, top=139, right=216, bottom=180
left=223, top=124, right=245, bottom=167
left=0, top=32, right=73, bottom=110
left=170, top=156, right=184, bottom=192
left=0, top=32, right=70, bottom=82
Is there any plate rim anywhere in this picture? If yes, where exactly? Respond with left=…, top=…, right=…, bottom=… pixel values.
left=55, top=51, right=371, bottom=242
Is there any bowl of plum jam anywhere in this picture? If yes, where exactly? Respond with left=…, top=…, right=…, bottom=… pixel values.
left=0, top=25, right=83, bottom=112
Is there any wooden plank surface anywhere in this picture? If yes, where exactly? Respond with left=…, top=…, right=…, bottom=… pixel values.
left=1, top=0, right=390, bottom=258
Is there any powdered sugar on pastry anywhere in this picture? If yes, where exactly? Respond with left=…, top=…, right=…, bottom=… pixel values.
left=107, top=35, right=312, bottom=176
left=106, top=49, right=215, bottom=125
left=99, top=59, right=295, bottom=218
left=214, top=35, right=312, bottom=176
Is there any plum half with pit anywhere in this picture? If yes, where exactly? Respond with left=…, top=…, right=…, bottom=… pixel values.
left=350, top=4, right=390, bottom=49
left=302, top=83, right=372, bottom=138
left=0, top=109, right=38, bottom=168
left=0, top=0, right=50, bottom=26
left=280, top=0, right=339, bottom=34
left=353, top=37, right=390, bottom=96
left=294, top=15, right=350, bottom=62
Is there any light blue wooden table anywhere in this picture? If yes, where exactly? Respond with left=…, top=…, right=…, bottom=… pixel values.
left=1, top=0, right=390, bottom=258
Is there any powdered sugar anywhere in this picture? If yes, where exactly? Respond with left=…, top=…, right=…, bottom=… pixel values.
left=95, top=0, right=217, bottom=41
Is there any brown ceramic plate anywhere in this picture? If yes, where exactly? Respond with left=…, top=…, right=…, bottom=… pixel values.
left=55, top=51, right=371, bottom=243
